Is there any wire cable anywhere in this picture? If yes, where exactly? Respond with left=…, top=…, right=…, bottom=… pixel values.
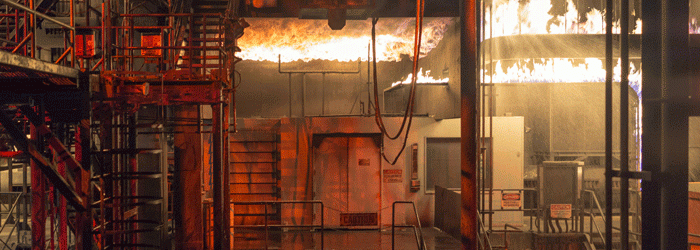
left=372, top=0, right=424, bottom=164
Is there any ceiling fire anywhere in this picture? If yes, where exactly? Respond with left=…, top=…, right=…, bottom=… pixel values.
left=237, top=18, right=454, bottom=62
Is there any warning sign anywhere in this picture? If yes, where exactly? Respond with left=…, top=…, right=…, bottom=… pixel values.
left=501, top=193, right=521, bottom=209
left=550, top=204, right=572, bottom=219
left=383, top=169, right=402, bottom=183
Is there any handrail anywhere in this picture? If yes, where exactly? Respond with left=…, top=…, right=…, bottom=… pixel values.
left=583, top=190, right=606, bottom=247
left=231, top=200, right=324, bottom=249
left=0, top=193, right=22, bottom=250
left=477, top=210, right=493, bottom=250
left=392, top=201, right=427, bottom=250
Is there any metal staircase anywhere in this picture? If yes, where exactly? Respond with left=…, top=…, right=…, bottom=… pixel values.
left=229, top=124, right=282, bottom=249
left=90, top=110, right=169, bottom=249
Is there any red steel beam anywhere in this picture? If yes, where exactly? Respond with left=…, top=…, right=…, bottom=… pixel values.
left=31, top=121, right=46, bottom=250
left=460, top=0, right=478, bottom=249
left=0, top=111, right=84, bottom=210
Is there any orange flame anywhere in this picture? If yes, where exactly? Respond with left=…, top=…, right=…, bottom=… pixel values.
left=391, top=68, right=449, bottom=87
left=237, top=18, right=454, bottom=62
left=483, top=58, right=641, bottom=94
left=485, top=0, right=641, bottom=37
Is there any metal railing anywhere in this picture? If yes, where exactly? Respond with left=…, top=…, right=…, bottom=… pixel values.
left=490, top=224, right=522, bottom=249
left=481, top=188, right=538, bottom=232
left=583, top=189, right=643, bottom=250
left=391, top=201, right=427, bottom=250
left=231, top=200, right=324, bottom=250
left=477, top=211, right=493, bottom=250
left=582, top=189, right=606, bottom=247
left=99, top=12, right=227, bottom=82
left=0, top=192, right=23, bottom=250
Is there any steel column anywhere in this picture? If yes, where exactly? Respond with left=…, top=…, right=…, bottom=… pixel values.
left=30, top=110, right=46, bottom=250
left=460, top=0, right=478, bottom=249
left=212, top=103, right=223, bottom=250
left=223, top=92, right=231, bottom=249
left=619, top=0, right=630, bottom=248
left=604, top=0, right=613, bottom=247
left=641, top=0, right=689, bottom=249
left=173, top=105, right=203, bottom=249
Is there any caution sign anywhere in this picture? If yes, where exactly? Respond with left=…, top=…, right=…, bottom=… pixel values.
left=340, top=213, right=378, bottom=226
left=550, top=204, right=572, bottom=219
left=383, top=169, right=402, bottom=183
left=501, top=193, right=521, bottom=209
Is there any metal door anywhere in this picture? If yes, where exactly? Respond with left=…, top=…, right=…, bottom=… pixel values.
left=313, top=135, right=381, bottom=228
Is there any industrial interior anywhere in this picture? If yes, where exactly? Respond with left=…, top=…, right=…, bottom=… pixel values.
left=0, top=0, right=698, bottom=249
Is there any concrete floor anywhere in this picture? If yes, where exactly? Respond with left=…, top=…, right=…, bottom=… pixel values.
left=233, top=227, right=462, bottom=250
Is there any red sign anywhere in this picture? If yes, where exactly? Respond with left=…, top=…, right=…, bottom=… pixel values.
left=340, top=213, right=377, bottom=226
left=501, top=193, right=521, bottom=209
left=75, top=34, right=94, bottom=58
left=550, top=204, right=572, bottom=219
left=141, top=34, right=162, bottom=56
left=383, top=169, right=402, bottom=183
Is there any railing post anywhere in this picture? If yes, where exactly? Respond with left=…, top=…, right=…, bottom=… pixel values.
left=391, top=202, right=395, bottom=250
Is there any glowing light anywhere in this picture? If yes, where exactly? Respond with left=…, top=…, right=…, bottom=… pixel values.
left=237, top=18, right=454, bottom=62
left=485, top=0, right=642, bottom=37
left=483, top=58, right=641, bottom=95
left=391, top=68, right=449, bottom=87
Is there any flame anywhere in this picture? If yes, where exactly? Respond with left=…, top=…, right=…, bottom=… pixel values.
left=237, top=18, right=454, bottom=62
left=485, top=0, right=642, bottom=37
left=483, top=58, right=641, bottom=95
left=391, top=68, right=449, bottom=87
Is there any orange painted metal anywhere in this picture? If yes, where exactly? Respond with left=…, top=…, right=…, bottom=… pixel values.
left=75, top=34, right=95, bottom=58
left=690, top=192, right=700, bottom=244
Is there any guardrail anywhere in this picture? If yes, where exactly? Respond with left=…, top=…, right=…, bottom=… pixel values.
left=231, top=200, right=324, bottom=249
left=392, top=201, right=426, bottom=250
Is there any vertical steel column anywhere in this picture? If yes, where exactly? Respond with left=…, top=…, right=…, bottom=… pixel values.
left=58, top=143, right=67, bottom=250
left=75, top=70, right=92, bottom=250
left=30, top=106, right=46, bottom=250
left=641, top=0, right=689, bottom=249
left=212, top=102, right=223, bottom=250
left=223, top=92, right=231, bottom=249
left=173, top=105, right=203, bottom=249
left=160, top=106, right=169, bottom=249
left=460, top=0, right=478, bottom=249
left=604, top=0, right=613, bottom=247
left=619, top=0, right=630, bottom=247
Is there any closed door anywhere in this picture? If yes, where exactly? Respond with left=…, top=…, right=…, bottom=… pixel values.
left=313, top=136, right=380, bottom=228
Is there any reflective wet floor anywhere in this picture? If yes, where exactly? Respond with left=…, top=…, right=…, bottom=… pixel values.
left=232, top=227, right=462, bottom=250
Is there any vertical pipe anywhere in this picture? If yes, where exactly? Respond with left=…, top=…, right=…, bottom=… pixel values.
left=160, top=106, right=169, bottom=250
left=288, top=73, right=292, bottom=117
left=619, top=0, right=630, bottom=247
left=302, top=73, right=306, bottom=117
left=604, top=0, right=613, bottom=247
left=70, top=0, right=74, bottom=68
left=101, top=3, right=105, bottom=71
left=29, top=0, right=34, bottom=58
left=223, top=91, right=231, bottom=249
left=322, top=73, right=325, bottom=115
left=212, top=103, right=223, bottom=250
left=460, top=0, right=479, bottom=249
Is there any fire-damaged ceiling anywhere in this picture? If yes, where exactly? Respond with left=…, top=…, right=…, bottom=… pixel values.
left=237, top=0, right=460, bottom=19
